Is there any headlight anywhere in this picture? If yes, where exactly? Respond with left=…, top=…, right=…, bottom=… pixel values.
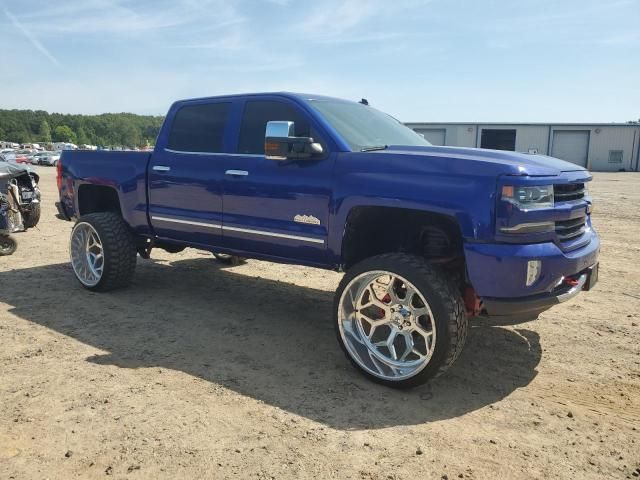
left=501, top=185, right=554, bottom=210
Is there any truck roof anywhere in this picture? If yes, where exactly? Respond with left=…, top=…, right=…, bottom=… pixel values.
left=172, top=92, right=354, bottom=105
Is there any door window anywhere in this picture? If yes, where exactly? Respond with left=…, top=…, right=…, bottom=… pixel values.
left=167, top=102, right=230, bottom=153
left=238, top=100, right=313, bottom=155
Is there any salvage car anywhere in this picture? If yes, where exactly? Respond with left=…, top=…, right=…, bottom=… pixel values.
left=0, top=161, right=41, bottom=255
left=56, top=93, right=599, bottom=388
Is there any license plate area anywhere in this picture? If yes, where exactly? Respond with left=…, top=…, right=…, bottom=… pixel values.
left=21, top=191, right=34, bottom=200
left=584, top=263, right=599, bottom=291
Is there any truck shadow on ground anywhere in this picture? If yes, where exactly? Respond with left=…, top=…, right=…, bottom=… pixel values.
left=0, top=257, right=542, bottom=429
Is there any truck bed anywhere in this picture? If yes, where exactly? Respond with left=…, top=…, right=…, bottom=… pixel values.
left=58, top=150, right=152, bottom=234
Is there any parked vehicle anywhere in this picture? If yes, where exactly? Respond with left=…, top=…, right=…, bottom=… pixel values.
left=56, top=93, right=599, bottom=388
left=28, top=152, right=40, bottom=165
left=0, top=161, right=41, bottom=255
left=53, top=142, right=77, bottom=151
left=31, top=151, right=60, bottom=166
left=0, top=152, right=30, bottom=164
left=20, top=143, right=41, bottom=151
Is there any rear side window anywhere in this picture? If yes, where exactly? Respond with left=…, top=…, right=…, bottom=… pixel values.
left=238, top=100, right=311, bottom=155
left=167, top=102, right=229, bottom=153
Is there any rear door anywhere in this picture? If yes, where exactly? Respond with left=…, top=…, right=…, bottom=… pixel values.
left=148, top=100, right=231, bottom=247
left=221, top=98, right=334, bottom=265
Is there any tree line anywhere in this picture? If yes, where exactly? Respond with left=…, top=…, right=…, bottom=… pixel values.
left=0, top=109, right=165, bottom=147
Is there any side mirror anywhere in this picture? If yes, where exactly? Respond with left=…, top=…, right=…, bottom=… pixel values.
left=265, top=121, right=323, bottom=161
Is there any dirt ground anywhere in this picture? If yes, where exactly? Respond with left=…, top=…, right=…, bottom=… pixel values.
left=1, top=168, right=638, bottom=480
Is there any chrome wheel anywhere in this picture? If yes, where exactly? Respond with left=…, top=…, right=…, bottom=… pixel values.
left=338, top=271, right=437, bottom=381
left=70, top=222, right=104, bottom=287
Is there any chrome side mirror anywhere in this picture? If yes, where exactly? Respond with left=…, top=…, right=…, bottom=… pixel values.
left=265, top=121, right=323, bottom=161
left=265, top=121, right=295, bottom=139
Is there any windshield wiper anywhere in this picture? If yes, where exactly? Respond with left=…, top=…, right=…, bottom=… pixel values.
left=360, top=145, right=388, bottom=152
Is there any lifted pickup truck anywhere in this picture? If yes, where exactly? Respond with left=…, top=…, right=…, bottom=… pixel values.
left=57, top=93, right=599, bottom=388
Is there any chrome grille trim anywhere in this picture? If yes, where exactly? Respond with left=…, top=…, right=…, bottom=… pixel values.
left=554, top=183, right=586, bottom=202
left=555, top=215, right=587, bottom=241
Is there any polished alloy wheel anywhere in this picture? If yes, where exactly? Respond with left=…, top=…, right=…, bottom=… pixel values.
left=338, top=271, right=437, bottom=381
left=70, top=222, right=105, bottom=287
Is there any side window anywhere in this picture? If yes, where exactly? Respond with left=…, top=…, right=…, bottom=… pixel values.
left=167, top=102, right=229, bottom=153
left=238, top=100, right=312, bottom=155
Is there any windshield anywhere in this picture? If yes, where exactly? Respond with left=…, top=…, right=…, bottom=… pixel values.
left=306, top=99, right=431, bottom=151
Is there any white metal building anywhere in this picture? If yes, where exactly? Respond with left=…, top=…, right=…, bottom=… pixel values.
left=405, top=122, right=640, bottom=172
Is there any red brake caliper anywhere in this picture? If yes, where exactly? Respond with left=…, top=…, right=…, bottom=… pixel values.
left=380, top=293, right=392, bottom=317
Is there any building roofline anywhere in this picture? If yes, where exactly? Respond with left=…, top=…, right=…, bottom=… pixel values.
left=405, top=122, right=640, bottom=127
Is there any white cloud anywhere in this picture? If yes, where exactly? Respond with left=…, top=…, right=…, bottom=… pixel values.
left=298, top=0, right=376, bottom=35
left=295, top=0, right=430, bottom=43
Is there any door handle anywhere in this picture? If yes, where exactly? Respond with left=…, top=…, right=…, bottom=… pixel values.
left=225, top=170, right=249, bottom=177
left=152, top=165, right=171, bottom=172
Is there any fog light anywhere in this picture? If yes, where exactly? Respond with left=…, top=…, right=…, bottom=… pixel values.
left=526, top=260, right=542, bottom=286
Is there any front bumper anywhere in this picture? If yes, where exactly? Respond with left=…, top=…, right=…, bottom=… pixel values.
left=482, top=265, right=597, bottom=317
left=464, top=230, right=599, bottom=316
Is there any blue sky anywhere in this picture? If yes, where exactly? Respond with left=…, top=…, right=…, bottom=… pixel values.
left=0, top=0, right=638, bottom=121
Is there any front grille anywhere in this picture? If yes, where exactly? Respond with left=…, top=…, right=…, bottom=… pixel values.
left=554, top=183, right=585, bottom=202
left=556, top=216, right=586, bottom=241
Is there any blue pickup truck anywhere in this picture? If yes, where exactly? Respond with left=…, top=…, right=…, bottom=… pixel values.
left=56, top=92, right=599, bottom=388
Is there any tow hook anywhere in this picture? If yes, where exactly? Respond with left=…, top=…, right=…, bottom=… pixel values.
left=463, top=286, right=482, bottom=317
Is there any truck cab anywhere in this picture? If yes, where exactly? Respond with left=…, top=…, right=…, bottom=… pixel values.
left=57, top=92, right=599, bottom=388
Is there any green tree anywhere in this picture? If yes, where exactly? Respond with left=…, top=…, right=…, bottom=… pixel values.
left=39, top=119, right=52, bottom=142
left=76, top=125, right=90, bottom=145
left=0, top=109, right=164, bottom=147
left=53, top=125, right=77, bottom=143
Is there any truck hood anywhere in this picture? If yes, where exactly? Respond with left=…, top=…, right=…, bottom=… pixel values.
left=382, top=145, right=587, bottom=177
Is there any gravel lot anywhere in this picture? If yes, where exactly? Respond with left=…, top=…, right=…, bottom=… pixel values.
left=1, top=168, right=639, bottom=479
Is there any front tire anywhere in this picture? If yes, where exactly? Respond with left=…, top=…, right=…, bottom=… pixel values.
left=22, top=203, right=41, bottom=228
left=334, top=253, right=468, bottom=388
left=70, top=212, right=137, bottom=291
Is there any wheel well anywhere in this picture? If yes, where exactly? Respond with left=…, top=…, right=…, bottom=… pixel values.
left=77, top=185, right=122, bottom=216
left=341, top=207, right=464, bottom=270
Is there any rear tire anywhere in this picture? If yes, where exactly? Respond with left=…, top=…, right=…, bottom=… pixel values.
left=70, top=212, right=137, bottom=291
left=334, top=253, right=468, bottom=388
left=22, top=203, right=41, bottom=228
left=0, top=235, right=17, bottom=256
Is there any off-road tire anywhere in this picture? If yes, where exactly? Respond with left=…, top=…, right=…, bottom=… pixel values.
left=22, top=203, right=41, bottom=228
left=334, top=253, right=468, bottom=388
left=72, top=212, right=137, bottom=292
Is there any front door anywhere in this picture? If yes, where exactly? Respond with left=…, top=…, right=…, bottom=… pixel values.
left=222, top=98, right=334, bottom=266
left=148, top=100, right=231, bottom=247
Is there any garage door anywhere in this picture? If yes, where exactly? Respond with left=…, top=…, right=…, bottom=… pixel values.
left=551, top=130, right=589, bottom=167
left=415, top=128, right=446, bottom=146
